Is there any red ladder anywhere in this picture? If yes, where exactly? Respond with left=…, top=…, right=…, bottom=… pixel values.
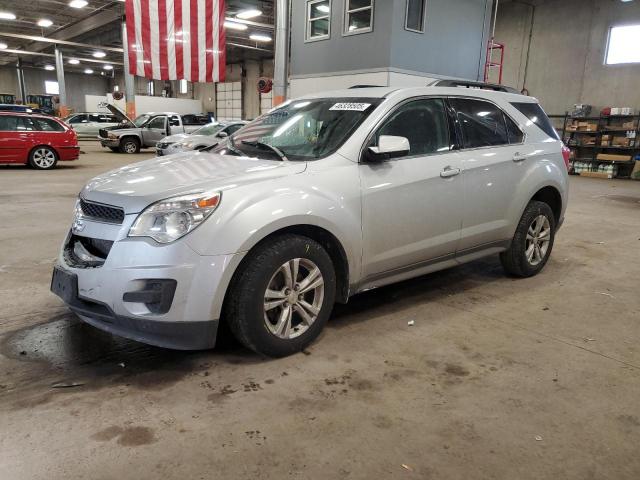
left=484, top=38, right=505, bottom=84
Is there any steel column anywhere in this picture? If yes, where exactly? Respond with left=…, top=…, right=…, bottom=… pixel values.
left=122, top=22, right=136, bottom=119
left=54, top=47, right=69, bottom=116
left=272, top=0, right=289, bottom=106
left=16, top=58, right=26, bottom=103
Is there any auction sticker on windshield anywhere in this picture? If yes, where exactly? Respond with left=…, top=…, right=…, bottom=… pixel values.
left=329, top=103, right=372, bottom=112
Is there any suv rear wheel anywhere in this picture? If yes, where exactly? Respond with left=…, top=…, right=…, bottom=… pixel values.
left=224, top=234, right=336, bottom=357
left=29, top=146, right=58, bottom=170
left=120, top=137, right=140, bottom=154
left=500, top=200, right=556, bottom=277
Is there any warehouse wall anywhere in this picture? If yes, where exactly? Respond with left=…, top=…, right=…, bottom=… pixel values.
left=494, top=0, right=640, bottom=114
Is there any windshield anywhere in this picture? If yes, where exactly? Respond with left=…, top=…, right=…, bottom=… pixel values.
left=133, top=114, right=152, bottom=127
left=193, top=123, right=224, bottom=136
left=213, top=98, right=381, bottom=161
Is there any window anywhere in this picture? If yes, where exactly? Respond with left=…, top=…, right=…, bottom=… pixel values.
left=511, top=102, right=558, bottom=140
left=170, top=115, right=181, bottom=127
left=405, top=0, right=426, bottom=33
left=0, top=116, right=18, bottom=131
left=371, top=98, right=450, bottom=156
left=34, top=117, right=65, bottom=132
left=147, top=116, right=166, bottom=130
left=306, top=0, right=331, bottom=42
left=450, top=98, right=509, bottom=148
left=504, top=114, right=524, bottom=144
left=344, top=0, right=374, bottom=35
left=225, top=123, right=244, bottom=135
left=179, top=79, right=188, bottom=94
left=606, top=24, right=640, bottom=65
left=147, top=81, right=155, bottom=96
left=16, top=117, right=36, bottom=131
left=67, top=114, right=87, bottom=124
left=45, top=81, right=59, bottom=95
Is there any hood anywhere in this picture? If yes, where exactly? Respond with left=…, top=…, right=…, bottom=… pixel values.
left=160, top=133, right=190, bottom=144
left=182, top=134, right=221, bottom=147
left=81, top=152, right=308, bottom=213
left=99, top=102, right=134, bottom=126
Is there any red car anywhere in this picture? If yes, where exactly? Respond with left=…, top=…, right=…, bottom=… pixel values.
left=0, top=112, right=79, bottom=169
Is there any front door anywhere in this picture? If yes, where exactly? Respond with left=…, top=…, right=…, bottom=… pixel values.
left=360, top=97, right=464, bottom=278
left=142, top=116, right=168, bottom=146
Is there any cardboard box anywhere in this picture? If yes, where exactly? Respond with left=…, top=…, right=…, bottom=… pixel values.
left=611, top=136, right=631, bottom=147
left=580, top=171, right=614, bottom=179
left=596, top=153, right=632, bottom=162
left=622, top=121, right=635, bottom=129
left=600, top=135, right=611, bottom=146
left=577, top=122, right=598, bottom=131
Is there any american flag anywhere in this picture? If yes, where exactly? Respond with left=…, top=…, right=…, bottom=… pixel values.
left=125, top=0, right=226, bottom=83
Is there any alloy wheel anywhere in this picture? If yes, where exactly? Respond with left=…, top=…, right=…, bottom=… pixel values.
left=124, top=142, right=137, bottom=153
left=32, top=148, right=56, bottom=168
left=525, top=215, right=551, bottom=266
left=263, top=258, right=325, bottom=340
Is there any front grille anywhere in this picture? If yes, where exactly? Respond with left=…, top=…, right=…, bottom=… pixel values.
left=80, top=198, right=125, bottom=224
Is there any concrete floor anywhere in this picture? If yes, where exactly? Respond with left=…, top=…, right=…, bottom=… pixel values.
left=1, top=142, right=639, bottom=479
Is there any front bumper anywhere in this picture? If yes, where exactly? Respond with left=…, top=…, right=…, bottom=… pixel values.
left=100, top=138, right=120, bottom=148
left=51, top=219, right=242, bottom=350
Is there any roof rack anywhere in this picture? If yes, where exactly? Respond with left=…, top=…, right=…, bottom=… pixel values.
left=348, top=85, right=386, bottom=89
left=431, top=79, right=520, bottom=94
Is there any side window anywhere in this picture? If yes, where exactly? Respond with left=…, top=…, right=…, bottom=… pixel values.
left=0, top=116, right=18, bottom=131
left=504, top=114, right=524, bottom=144
left=34, top=118, right=65, bottom=132
left=344, top=0, right=374, bottom=35
left=170, top=115, right=181, bottom=127
left=88, top=114, right=102, bottom=123
left=69, top=114, right=87, bottom=124
left=306, top=0, right=331, bottom=42
left=450, top=98, right=509, bottom=148
left=17, top=117, right=36, bottom=131
left=225, top=124, right=244, bottom=135
left=372, top=98, right=450, bottom=157
left=510, top=102, right=559, bottom=140
left=147, top=116, right=167, bottom=130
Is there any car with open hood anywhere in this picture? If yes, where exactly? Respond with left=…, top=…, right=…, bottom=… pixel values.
left=51, top=82, right=569, bottom=357
left=97, top=103, right=209, bottom=153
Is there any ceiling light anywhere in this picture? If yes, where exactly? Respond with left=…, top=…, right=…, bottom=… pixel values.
left=92, top=51, right=106, bottom=58
left=224, top=20, right=248, bottom=31
left=249, top=33, right=272, bottom=42
left=84, top=68, right=94, bottom=74
left=236, top=9, right=261, bottom=19
left=103, top=64, right=113, bottom=70
left=68, top=59, right=80, bottom=64
left=0, top=43, right=7, bottom=50
left=0, top=12, right=16, bottom=20
left=37, top=19, right=53, bottom=27
left=44, top=65, right=55, bottom=71
left=69, top=0, right=88, bottom=8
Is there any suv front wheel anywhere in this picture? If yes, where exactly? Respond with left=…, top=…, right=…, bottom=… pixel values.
left=500, top=200, right=556, bottom=277
left=224, top=234, right=336, bottom=357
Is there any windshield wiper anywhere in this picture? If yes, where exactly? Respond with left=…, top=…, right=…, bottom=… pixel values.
left=241, top=140, right=288, bottom=161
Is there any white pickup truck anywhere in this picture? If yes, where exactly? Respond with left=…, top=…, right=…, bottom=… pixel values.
left=98, top=103, right=210, bottom=153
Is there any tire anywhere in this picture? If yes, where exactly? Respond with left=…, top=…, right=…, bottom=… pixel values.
left=500, top=200, right=556, bottom=277
left=120, top=137, right=140, bottom=154
left=224, top=234, right=337, bottom=357
left=28, top=146, right=58, bottom=170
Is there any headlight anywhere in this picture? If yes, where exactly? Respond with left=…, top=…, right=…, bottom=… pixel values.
left=129, top=191, right=221, bottom=244
left=108, top=133, right=118, bottom=139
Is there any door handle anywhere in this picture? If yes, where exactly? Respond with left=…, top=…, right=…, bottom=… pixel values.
left=440, top=166, right=461, bottom=178
left=513, top=152, right=526, bottom=162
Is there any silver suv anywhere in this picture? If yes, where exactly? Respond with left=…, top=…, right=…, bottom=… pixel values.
left=51, top=83, right=569, bottom=357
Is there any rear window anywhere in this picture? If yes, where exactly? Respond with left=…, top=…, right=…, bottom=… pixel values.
left=511, top=102, right=559, bottom=140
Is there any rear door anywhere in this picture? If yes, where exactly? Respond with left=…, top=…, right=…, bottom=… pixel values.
left=142, top=116, right=168, bottom=146
left=360, top=97, right=464, bottom=277
left=448, top=97, right=527, bottom=251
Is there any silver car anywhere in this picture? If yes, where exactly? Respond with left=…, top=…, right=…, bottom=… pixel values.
left=63, top=112, right=121, bottom=138
left=156, top=121, right=247, bottom=156
left=51, top=83, right=569, bottom=357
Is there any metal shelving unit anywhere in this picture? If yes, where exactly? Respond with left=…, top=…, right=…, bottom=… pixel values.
left=549, top=113, right=640, bottom=178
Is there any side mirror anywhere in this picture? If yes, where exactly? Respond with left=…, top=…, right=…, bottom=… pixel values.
left=364, top=135, right=410, bottom=162
left=217, top=131, right=228, bottom=138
